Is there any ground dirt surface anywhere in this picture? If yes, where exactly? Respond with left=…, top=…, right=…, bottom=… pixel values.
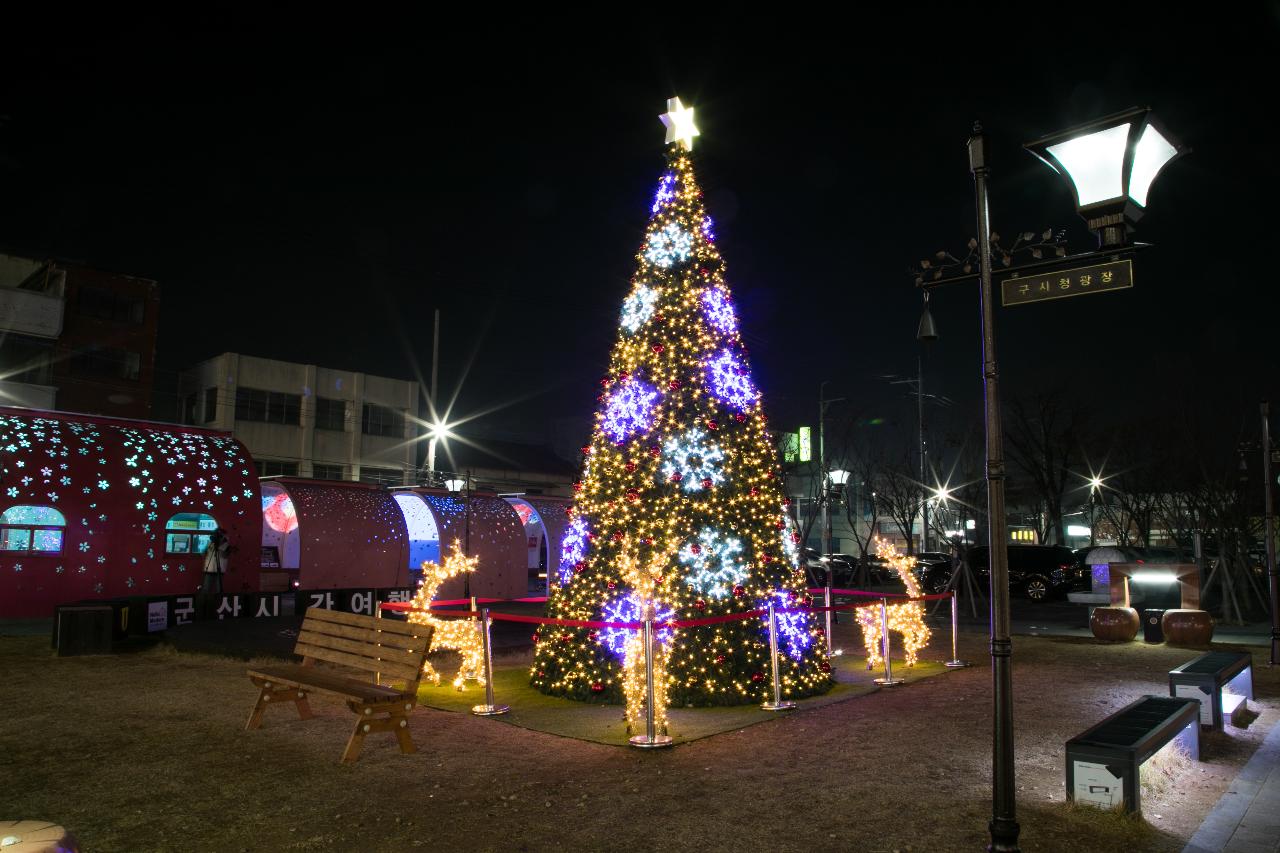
left=1, top=624, right=1275, bottom=852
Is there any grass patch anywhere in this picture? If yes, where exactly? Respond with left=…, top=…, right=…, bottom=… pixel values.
left=414, top=651, right=950, bottom=745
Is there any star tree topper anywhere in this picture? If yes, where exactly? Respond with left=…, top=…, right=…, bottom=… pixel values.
left=660, top=96, right=699, bottom=150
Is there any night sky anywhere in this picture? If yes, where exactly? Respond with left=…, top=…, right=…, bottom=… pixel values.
left=2, top=17, right=1277, bottom=459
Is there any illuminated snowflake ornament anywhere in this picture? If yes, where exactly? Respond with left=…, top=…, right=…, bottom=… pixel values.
left=780, top=511, right=801, bottom=569
left=620, top=285, right=659, bottom=334
left=680, top=528, right=748, bottom=598
left=702, top=288, right=737, bottom=335
left=760, top=589, right=813, bottom=660
left=705, top=349, right=759, bottom=410
left=661, top=428, right=725, bottom=492
left=652, top=172, right=677, bottom=213
left=602, top=378, right=659, bottom=443
left=644, top=223, right=693, bottom=268
left=558, top=518, right=589, bottom=585
left=598, top=595, right=676, bottom=659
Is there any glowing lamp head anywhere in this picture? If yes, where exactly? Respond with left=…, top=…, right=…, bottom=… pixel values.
left=444, top=478, right=467, bottom=493
left=829, top=469, right=851, bottom=486
left=1024, top=107, right=1185, bottom=248
left=1088, top=475, right=1104, bottom=493
left=427, top=421, right=453, bottom=441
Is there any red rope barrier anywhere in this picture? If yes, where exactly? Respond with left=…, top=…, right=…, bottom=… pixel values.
left=668, top=609, right=766, bottom=628
left=489, top=612, right=644, bottom=630
left=806, top=588, right=909, bottom=598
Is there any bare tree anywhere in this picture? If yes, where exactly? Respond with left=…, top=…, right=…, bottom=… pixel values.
left=1006, top=390, right=1082, bottom=545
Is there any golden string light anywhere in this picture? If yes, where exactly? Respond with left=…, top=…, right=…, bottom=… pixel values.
left=856, top=537, right=932, bottom=669
left=408, top=539, right=486, bottom=690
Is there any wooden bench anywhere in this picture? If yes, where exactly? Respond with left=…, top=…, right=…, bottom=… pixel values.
left=245, top=608, right=434, bottom=763
left=1168, top=650, right=1254, bottom=731
left=1065, top=695, right=1201, bottom=814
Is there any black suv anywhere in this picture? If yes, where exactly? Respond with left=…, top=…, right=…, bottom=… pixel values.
left=921, top=545, right=1083, bottom=601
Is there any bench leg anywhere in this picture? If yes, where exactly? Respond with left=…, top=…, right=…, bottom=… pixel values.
left=341, top=702, right=417, bottom=763
left=247, top=681, right=312, bottom=730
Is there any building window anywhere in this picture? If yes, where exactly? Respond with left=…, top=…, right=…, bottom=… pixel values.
left=256, top=460, right=299, bottom=478
left=0, top=505, right=66, bottom=554
left=314, top=397, right=346, bottom=431
left=75, top=286, right=145, bottom=324
left=70, top=346, right=141, bottom=381
left=203, top=387, right=218, bottom=423
left=165, top=512, right=218, bottom=555
left=234, top=387, right=300, bottom=425
left=361, top=404, right=404, bottom=438
left=312, top=463, right=345, bottom=481
left=359, top=466, right=403, bottom=487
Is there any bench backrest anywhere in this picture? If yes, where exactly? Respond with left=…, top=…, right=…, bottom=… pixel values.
left=296, top=608, right=434, bottom=689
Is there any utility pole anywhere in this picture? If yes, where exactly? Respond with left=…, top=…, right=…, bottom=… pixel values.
left=1262, top=401, right=1278, bottom=666
left=919, top=352, right=928, bottom=553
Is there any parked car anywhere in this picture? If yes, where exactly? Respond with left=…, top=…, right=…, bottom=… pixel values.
left=920, top=545, right=1084, bottom=600
left=801, top=549, right=855, bottom=587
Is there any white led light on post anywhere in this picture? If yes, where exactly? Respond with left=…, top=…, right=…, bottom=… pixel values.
left=1025, top=107, right=1186, bottom=248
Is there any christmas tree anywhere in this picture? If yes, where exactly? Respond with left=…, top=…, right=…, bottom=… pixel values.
left=531, top=98, right=832, bottom=716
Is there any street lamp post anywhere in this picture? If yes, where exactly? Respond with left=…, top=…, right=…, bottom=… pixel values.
left=916, top=111, right=1183, bottom=853
left=1261, top=402, right=1279, bottom=666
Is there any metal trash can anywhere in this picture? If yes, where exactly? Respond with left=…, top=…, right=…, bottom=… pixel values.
left=1142, top=608, right=1166, bottom=643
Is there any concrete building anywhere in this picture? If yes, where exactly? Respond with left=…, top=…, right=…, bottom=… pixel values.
left=178, top=352, right=419, bottom=485
left=0, top=253, right=160, bottom=418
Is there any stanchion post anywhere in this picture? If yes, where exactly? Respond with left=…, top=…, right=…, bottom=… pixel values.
left=629, top=604, right=673, bottom=748
left=824, top=585, right=842, bottom=657
left=873, top=597, right=904, bottom=686
left=465, top=595, right=480, bottom=682
left=471, top=607, right=509, bottom=716
left=945, top=591, right=970, bottom=668
left=762, top=601, right=797, bottom=711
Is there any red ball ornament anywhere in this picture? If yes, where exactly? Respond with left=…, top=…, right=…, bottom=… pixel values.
left=690, top=543, right=702, bottom=555
left=776, top=520, right=786, bottom=530
left=782, top=498, right=791, bottom=507
left=701, top=477, right=713, bottom=489
left=590, top=682, right=604, bottom=693
left=707, top=420, right=719, bottom=430
left=751, top=672, right=764, bottom=683
left=761, top=554, right=773, bottom=563
left=732, top=585, right=745, bottom=597
left=537, top=670, right=546, bottom=678
left=574, top=562, right=585, bottom=574
left=749, top=487, right=760, bottom=497
left=670, top=471, right=683, bottom=483
left=560, top=633, right=572, bottom=642
left=668, top=379, right=682, bottom=390
left=652, top=344, right=664, bottom=354
left=581, top=445, right=592, bottom=455
left=735, top=413, right=747, bottom=423
left=619, top=372, right=631, bottom=382
left=649, top=445, right=662, bottom=457
left=600, top=378, right=611, bottom=388
left=625, top=462, right=637, bottom=473
left=643, top=537, right=654, bottom=545
left=695, top=598, right=707, bottom=611
left=573, top=482, right=583, bottom=492
left=625, top=489, right=639, bottom=502
left=588, top=631, right=599, bottom=642
left=820, top=661, right=832, bottom=673
left=699, top=267, right=710, bottom=276
left=715, top=654, right=726, bottom=665
left=612, top=530, right=624, bottom=541
left=607, top=581, right=616, bottom=590
left=532, top=632, right=541, bottom=643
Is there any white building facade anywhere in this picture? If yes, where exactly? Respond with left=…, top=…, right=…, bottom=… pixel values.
left=178, top=352, right=419, bottom=485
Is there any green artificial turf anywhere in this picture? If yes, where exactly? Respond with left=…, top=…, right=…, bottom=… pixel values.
left=415, top=653, right=950, bottom=746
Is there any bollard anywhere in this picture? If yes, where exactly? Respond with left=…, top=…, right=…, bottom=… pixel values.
left=823, top=585, right=842, bottom=657
left=471, top=608, right=509, bottom=716
left=629, top=606, right=673, bottom=747
left=945, top=591, right=970, bottom=668
left=762, top=602, right=797, bottom=711
left=873, top=598, right=904, bottom=686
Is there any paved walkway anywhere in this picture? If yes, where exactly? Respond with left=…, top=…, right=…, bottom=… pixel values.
left=1185, top=715, right=1280, bottom=853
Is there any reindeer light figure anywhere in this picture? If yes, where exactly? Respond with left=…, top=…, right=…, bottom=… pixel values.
left=856, top=537, right=932, bottom=669
left=407, top=539, right=486, bottom=690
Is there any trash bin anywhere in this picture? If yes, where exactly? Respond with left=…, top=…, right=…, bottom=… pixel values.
left=1141, top=608, right=1166, bottom=643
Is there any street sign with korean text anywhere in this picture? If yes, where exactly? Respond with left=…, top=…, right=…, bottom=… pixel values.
left=1001, top=259, right=1133, bottom=307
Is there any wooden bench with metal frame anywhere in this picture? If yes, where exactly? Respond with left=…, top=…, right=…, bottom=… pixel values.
left=245, top=607, right=434, bottom=763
